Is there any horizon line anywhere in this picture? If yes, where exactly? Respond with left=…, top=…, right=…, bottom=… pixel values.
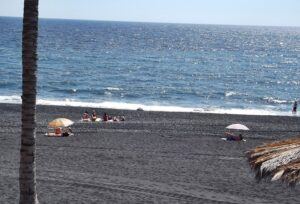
left=1, top=15, right=300, bottom=28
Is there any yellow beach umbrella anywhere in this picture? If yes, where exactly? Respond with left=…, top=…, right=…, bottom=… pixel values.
left=48, top=118, right=74, bottom=128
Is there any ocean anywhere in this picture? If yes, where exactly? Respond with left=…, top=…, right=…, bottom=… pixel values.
left=0, top=17, right=299, bottom=115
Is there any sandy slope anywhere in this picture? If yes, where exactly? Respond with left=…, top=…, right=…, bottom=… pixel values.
left=1, top=103, right=300, bottom=203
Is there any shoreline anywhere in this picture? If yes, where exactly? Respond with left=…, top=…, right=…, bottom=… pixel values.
left=0, top=100, right=295, bottom=117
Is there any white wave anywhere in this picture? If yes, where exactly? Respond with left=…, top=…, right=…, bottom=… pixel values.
left=105, top=87, right=121, bottom=91
left=209, top=108, right=290, bottom=116
left=284, top=61, right=294, bottom=64
left=291, top=81, right=300, bottom=85
left=0, top=95, right=293, bottom=116
left=225, top=91, right=237, bottom=97
left=36, top=99, right=288, bottom=115
left=262, top=64, right=277, bottom=68
left=263, top=97, right=288, bottom=104
left=0, top=95, right=21, bottom=103
left=104, top=91, right=112, bottom=96
left=281, top=56, right=298, bottom=65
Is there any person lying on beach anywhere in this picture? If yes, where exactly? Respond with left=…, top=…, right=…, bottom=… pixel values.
left=113, top=116, right=125, bottom=122
left=225, top=132, right=243, bottom=141
left=103, top=113, right=125, bottom=122
left=91, top=110, right=97, bottom=122
left=62, top=127, right=72, bottom=137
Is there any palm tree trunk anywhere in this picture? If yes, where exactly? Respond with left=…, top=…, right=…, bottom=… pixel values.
left=19, top=0, right=39, bottom=203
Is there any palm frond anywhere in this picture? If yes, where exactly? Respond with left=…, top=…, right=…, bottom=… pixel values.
left=247, top=137, right=300, bottom=186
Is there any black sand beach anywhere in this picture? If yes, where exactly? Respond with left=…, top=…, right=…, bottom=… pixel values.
left=1, top=103, right=300, bottom=203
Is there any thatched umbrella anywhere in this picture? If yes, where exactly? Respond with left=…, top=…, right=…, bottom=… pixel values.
left=247, top=137, right=300, bottom=187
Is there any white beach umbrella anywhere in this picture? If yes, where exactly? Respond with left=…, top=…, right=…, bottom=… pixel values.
left=48, top=118, right=74, bottom=128
left=226, top=123, right=249, bottom=131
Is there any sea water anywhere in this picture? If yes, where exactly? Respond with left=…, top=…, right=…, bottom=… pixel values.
left=0, top=17, right=299, bottom=115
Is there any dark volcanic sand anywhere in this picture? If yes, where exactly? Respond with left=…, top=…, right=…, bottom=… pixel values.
left=1, top=103, right=300, bottom=203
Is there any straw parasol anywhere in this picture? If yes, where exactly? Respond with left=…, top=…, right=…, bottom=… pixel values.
left=247, top=137, right=300, bottom=187
left=48, top=118, right=74, bottom=128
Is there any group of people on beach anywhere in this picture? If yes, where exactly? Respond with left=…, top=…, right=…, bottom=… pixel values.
left=82, top=110, right=125, bottom=122
left=49, top=100, right=298, bottom=139
left=48, top=110, right=125, bottom=137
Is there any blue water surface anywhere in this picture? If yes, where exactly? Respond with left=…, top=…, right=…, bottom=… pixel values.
left=0, top=17, right=299, bottom=114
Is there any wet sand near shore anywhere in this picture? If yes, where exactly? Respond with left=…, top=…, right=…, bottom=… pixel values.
left=1, top=103, right=300, bottom=203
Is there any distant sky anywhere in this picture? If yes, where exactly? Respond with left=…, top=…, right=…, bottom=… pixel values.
left=0, top=0, right=299, bottom=26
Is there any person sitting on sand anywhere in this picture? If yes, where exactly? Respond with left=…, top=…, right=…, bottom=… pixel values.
left=225, top=132, right=243, bottom=141
left=82, top=110, right=90, bottom=121
left=103, top=112, right=109, bottom=121
left=55, top=127, right=62, bottom=136
left=91, top=110, right=97, bottom=122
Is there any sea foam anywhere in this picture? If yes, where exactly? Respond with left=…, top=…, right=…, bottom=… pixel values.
left=0, top=95, right=292, bottom=116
